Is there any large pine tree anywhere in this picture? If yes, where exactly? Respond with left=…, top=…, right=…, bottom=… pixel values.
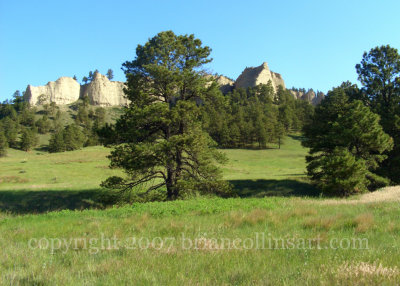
left=356, top=45, right=400, bottom=183
left=303, top=86, right=393, bottom=196
left=100, top=31, right=230, bottom=200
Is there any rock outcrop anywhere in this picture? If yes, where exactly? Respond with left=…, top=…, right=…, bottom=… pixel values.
left=214, top=75, right=234, bottom=93
left=312, top=91, right=325, bottom=105
left=25, top=77, right=81, bottom=105
left=80, top=72, right=128, bottom=106
left=24, top=63, right=324, bottom=106
left=24, top=73, right=127, bottom=107
left=290, top=89, right=325, bottom=105
left=289, top=90, right=305, bottom=100
left=235, top=62, right=286, bottom=92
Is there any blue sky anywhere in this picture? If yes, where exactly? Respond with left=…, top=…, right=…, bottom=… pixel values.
left=1, top=0, right=399, bottom=101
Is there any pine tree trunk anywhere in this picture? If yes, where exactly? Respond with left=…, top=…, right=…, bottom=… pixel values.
left=166, top=167, right=175, bottom=200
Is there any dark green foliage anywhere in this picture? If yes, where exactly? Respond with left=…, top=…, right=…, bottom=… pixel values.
left=75, top=98, right=90, bottom=127
left=308, top=148, right=368, bottom=196
left=201, top=83, right=312, bottom=148
left=356, top=45, right=400, bottom=183
left=0, top=103, right=17, bottom=120
left=48, top=129, right=65, bottom=153
left=94, top=107, right=106, bottom=125
left=0, top=130, right=8, bottom=157
left=49, top=124, right=86, bottom=152
left=18, top=108, right=36, bottom=127
left=106, top=69, right=114, bottom=80
left=35, top=115, right=51, bottom=134
left=303, top=87, right=393, bottom=196
left=1, top=117, right=19, bottom=148
left=63, top=124, right=86, bottom=151
left=84, top=107, right=107, bottom=147
left=11, top=90, right=29, bottom=112
left=101, top=31, right=231, bottom=200
left=49, top=102, right=58, bottom=116
left=20, top=128, right=38, bottom=151
left=82, top=76, right=89, bottom=84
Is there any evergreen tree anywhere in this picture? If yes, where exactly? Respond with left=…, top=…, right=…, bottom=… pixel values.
left=76, top=103, right=90, bottom=126
left=48, top=129, right=65, bottom=153
left=49, top=102, right=58, bottom=117
left=88, top=71, right=94, bottom=82
left=106, top=69, right=114, bottom=80
left=63, top=124, right=86, bottom=151
left=275, top=122, right=286, bottom=149
left=0, top=104, right=17, bottom=120
left=0, top=131, right=7, bottom=157
left=1, top=117, right=18, bottom=148
left=100, top=31, right=231, bottom=200
left=35, top=115, right=51, bottom=134
left=82, top=76, right=89, bottom=84
left=20, top=128, right=38, bottom=151
left=53, top=110, right=63, bottom=131
left=356, top=45, right=400, bottom=183
left=19, top=108, right=36, bottom=127
left=303, top=86, right=393, bottom=196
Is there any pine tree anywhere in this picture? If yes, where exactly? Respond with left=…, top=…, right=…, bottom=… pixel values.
left=35, top=115, right=51, bottom=134
left=106, top=69, right=114, bottom=80
left=63, top=124, right=85, bottom=151
left=48, top=129, right=65, bottom=153
left=20, top=128, right=38, bottom=151
left=275, top=122, right=286, bottom=149
left=0, top=131, right=8, bottom=157
left=356, top=45, right=400, bottom=183
left=2, top=117, right=18, bottom=148
left=100, top=31, right=231, bottom=200
left=303, top=86, right=393, bottom=196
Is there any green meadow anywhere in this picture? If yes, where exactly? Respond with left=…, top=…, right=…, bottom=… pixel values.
left=1, top=136, right=400, bottom=285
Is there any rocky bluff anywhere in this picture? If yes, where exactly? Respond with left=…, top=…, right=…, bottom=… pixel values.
left=24, top=63, right=323, bottom=106
left=24, top=72, right=128, bottom=107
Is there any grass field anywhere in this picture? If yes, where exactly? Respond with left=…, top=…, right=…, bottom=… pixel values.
left=0, top=135, right=317, bottom=213
left=1, top=136, right=399, bottom=285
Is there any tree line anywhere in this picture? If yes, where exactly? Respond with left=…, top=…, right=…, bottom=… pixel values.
left=201, top=83, right=314, bottom=149
left=0, top=93, right=107, bottom=156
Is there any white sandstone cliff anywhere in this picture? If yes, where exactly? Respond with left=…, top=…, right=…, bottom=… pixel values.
left=235, top=62, right=286, bottom=92
left=80, top=72, right=128, bottom=106
left=24, top=73, right=128, bottom=107
left=25, top=77, right=81, bottom=105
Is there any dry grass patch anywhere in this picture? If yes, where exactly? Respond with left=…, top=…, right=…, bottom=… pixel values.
left=284, top=206, right=318, bottom=219
left=224, top=209, right=270, bottom=228
left=354, top=213, right=375, bottom=233
left=0, top=176, right=29, bottom=184
left=336, top=261, right=399, bottom=279
left=321, top=186, right=400, bottom=205
left=303, top=214, right=342, bottom=231
left=386, top=221, right=400, bottom=233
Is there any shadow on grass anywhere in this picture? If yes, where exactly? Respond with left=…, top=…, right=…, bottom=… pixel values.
left=230, top=179, right=321, bottom=198
left=0, top=189, right=119, bottom=214
left=0, top=180, right=320, bottom=214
